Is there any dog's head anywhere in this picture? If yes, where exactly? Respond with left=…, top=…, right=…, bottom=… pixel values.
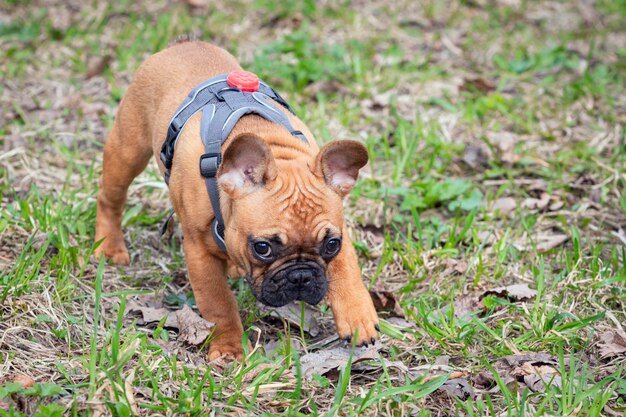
left=217, top=133, right=368, bottom=307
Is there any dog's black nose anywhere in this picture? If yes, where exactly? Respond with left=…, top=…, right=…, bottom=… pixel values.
left=287, top=268, right=314, bottom=286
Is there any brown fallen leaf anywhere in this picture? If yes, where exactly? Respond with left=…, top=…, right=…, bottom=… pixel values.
left=536, top=234, right=569, bottom=252
left=528, top=372, right=563, bottom=392
left=521, top=192, right=550, bottom=211
left=304, top=79, right=350, bottom=97
left=549, top=200, right=564, bottom=211
left=300, top=343, right=381, bottom=378
left=259, top=301, right=320, bottom=337
left=510, top=361, right=558, bottom=378
left=126, top=298, right=179, bottom=329
left=385, top=317, right=417, bottom=329
left=11, top=374, right=35, bottom=389
left=510, top=361, right=561, bottom=393
left=184, top=0, right=210, bottom=7
left=474, top=370, right=496, bottom=389
left=176, top=305, right=214, bottom=345
left=598, top=330, right=626, bottom=358
left=0, top=374, right=36, bottom=410
left=369, top=282, right=404, bottom=317
left=459, top=77, right=496, bottom=95
left=358, top=223, right=385, bottom=247
left=442, top=284, right=536, bottom=320
left=482, top=284, right=537, bottom=302
left=451, top=294, right=484, bottom=320
left=490, top=353, right=564, bottom=394
left=491, top=197, right=517, bottom=215
left=498, top=353, right=558, bottom=368
left=241, top=363, right=277, bottom=384
left=264, top=335, right=304, bottom=357
left=477, top=230, right=499, bottom=246
left=438, top=377, right=475, bottom=400
left=48, top=7, right=72, bottom=31
left=462, top=144, right=491, bottom=170
left=86, top=55, right=112, bottom=79
left=514, top=233, right=569, bottom=253
left=441, top=258, right=468, bottom=276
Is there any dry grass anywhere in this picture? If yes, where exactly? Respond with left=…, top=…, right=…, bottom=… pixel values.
left=1, top=0, right=625, bottom=415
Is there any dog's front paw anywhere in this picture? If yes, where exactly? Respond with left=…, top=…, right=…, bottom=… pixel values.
left=94, top=244, right=130, bottom=265
left=331, top=292, right=380, bottom=347
left=208, top=334, right=245, bottom=362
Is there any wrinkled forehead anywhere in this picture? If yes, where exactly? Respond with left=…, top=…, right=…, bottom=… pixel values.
left=238, top=168, right=343, bottom=245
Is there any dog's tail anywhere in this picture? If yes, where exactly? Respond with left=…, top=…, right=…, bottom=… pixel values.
left=169, top=32, right=202, bottom=46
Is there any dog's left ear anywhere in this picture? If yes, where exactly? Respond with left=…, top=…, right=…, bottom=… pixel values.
left=314, top=140, right=369, bottom=197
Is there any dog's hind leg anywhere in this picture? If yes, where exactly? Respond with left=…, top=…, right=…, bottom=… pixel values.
left=94, top=93, right=153, bottom=265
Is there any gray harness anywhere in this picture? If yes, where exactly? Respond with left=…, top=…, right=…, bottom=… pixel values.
left=160, top=73, right=308, bottom=252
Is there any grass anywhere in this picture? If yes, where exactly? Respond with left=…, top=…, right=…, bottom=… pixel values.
left=1, top=0, right=625, bottom=415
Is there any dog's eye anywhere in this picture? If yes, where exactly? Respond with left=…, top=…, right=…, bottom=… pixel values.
left=324, top=238, right=341, bottom=257
left=253, top=241, right=272, bottom=258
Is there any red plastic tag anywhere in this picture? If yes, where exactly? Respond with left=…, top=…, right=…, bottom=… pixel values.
left=226, top=70, right=260, bottom=92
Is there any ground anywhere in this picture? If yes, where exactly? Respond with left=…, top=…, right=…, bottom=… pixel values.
left=1, top=0, right=625, bottom=416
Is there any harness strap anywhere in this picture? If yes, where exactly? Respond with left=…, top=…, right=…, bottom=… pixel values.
left=160, top=73, right=307, bottom=253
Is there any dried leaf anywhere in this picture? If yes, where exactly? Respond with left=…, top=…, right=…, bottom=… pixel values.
left=510, top=361, right=560, bottom=392
left=459, top=77, right=496, bottom=94
left=126, top=301, right=178, bottom=329
left=0, top=374, right=36, bottom=410
left=490, top=353, right=564, bottom=394
left=304, top=80, right=349, bottom=96
left=445, top=284, right=536, bottom=320
left=510, top=361, right=557, bottom=378
left=260, top=301, right=320, bottom=337
left=474, top=371, right=496, bottom=389
left=489, top=131, right=520, bottom=165
left=452, top=294, right=484, bottom=319
left=483, top=284, right=537, bottom=302
left=385, top=317, right=417, bottom=329
left=435, top=355, right=450, bottom=366
left=521, top=192, right=550, bottom=211
left=491, top=197, right=517, bottom=215
left=462, top=144, right=490, bottom=169
left=300, top=343, right=381, bottom=378
left=598, top=330, right=626, bottom=358
left=498, top=353, right=558, bottom=368
left=438, top=377, right=475, bottom=400
left=524, top=373, right=562, bottom=392
left=241, top=363, right=276, bottom=384
left=358, top=223, right=385, bottom=247
left=11, top=374, right=35, bottom=389
left=264, top=335, right=304, bottom=356
left=514, top=233, right=569, bottom=252
left=477, top=230, right=499, bottom=245
left=369, top=283, right=404, bottom=317
left=175, top=305, right=214, bottom=345
left=536, top=234, right=569, bottom=252
left=86, top=55, right=112, bottom=79
left=549, top=200, right=564, bottom=211
left=184, top=0, right=210, bottom=8
left=441, top=258, right=468, bottom=276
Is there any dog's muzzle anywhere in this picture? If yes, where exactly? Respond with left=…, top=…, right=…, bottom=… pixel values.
left=253, top=261, right=328, bottom=307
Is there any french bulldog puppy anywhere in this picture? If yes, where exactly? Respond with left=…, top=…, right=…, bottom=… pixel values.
left=94, top=41, right=379, bottom=360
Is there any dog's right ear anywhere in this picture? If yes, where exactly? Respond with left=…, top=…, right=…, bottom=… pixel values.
left=217, top=134, right=277, bottom=198
left=314, top=140, right=369, bottom=197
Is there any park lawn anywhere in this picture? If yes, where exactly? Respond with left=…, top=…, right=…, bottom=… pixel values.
left=1, top=0, right=625, bottom=415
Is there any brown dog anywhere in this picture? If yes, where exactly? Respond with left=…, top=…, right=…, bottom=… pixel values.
left=94, top=41, right=379, bottom=360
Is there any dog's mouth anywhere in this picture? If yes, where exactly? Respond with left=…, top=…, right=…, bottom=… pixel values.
left=246, top=261, right=328, bottom=307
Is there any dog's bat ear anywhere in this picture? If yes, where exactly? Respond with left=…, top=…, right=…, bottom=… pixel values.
left=315, top=140, right=369, bottom=197
left=218, top=133, right=277, bottom=197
